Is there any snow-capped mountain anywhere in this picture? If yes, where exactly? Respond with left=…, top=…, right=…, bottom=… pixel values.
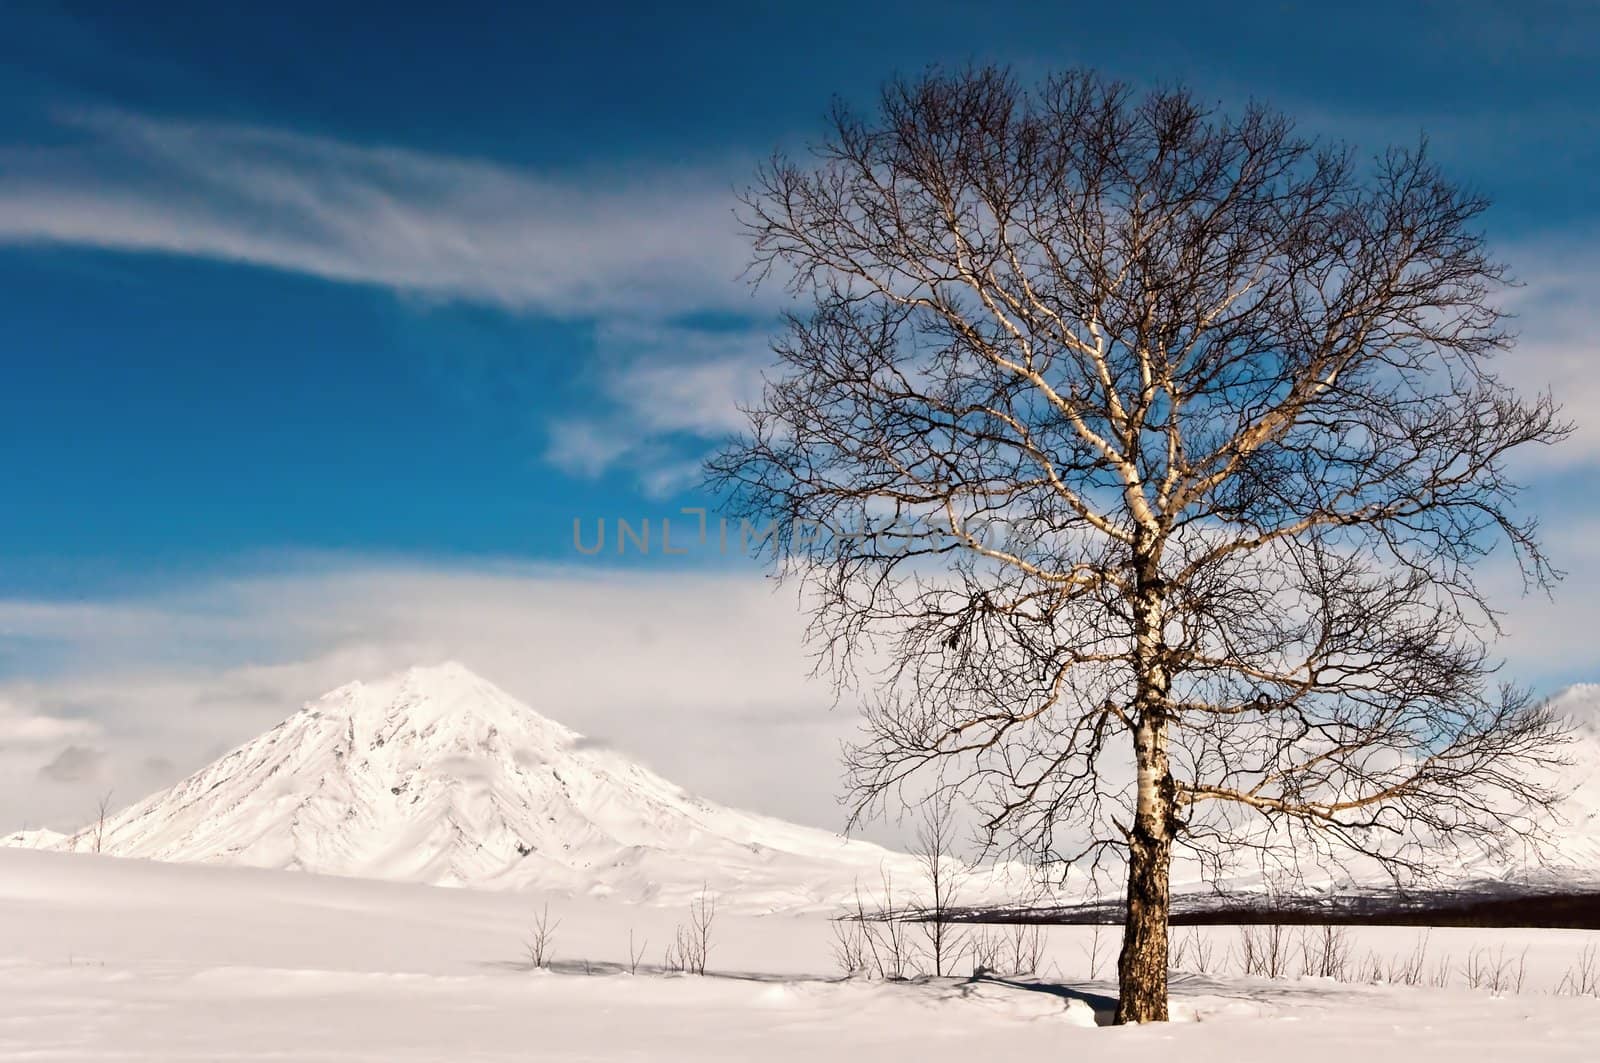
left=25, top=663, right=926, bottom=908
left=1523, top=683, right=1600, bottom=875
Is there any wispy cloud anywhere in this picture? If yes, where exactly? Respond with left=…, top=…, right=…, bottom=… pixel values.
left=1500, top=242, right=1600, bottom=467
left=0, top=110, right=782, bottom=485
left=543, top=320, right=769, bottom=489
left=0, top=110, right=757, bottom=317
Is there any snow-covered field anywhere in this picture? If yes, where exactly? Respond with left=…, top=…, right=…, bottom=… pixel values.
left=9, top=665, right=1600, bottom=1059
left=5, top=846, right=1600, bottom=1062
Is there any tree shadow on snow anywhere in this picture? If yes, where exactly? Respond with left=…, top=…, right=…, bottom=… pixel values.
left=487, top=954, right=1120, bottom=1026
left=960, top=975, right=1119, bottom=1025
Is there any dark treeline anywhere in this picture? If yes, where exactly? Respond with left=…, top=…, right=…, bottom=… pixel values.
left=945, top=886, right=1600, bottom=930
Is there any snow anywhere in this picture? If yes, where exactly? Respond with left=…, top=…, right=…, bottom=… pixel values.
left=4, top=846, right=1600, bottom=1061
left=1, top=827, right=64, bottom=849
left=23, top=663, right=943, bottom=909
left=5, top=669, right=1600, bottom=1057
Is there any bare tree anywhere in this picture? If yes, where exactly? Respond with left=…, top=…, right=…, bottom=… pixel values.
left=910, top=798, right=966, bottom=976
left=1005, top=920, right=1047, bottom=977
left=871, top=865, right=912, bottom=979
left=627, top=928, right=648, bottom=976
left=526, top=902, right=560, bottom=969
left=711, top=67, right=1571, bottom=1022
left=840, top=870, right=912, bottom=980
left=664, top=885, right=717, bottom=977
left=831, top=910, right=872, bottom=976
left=93, top=790, right=114, bottom=855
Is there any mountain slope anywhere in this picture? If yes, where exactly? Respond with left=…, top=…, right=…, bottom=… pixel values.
left=1, top=828, right=65, bottom=849
left=36, top=663, right=925, bottom=908
left=1519, top=683, right=1600, bottom=876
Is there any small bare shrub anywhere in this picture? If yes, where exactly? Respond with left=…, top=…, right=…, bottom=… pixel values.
left=663, top=886, right=719, bottom=976
left=1462, top=948, right=1489, bottom=990
left=1238, top=925, right=1290, bottom=979
left=967, top=927, right=1003, bottom=976
left=1081, top=920, right=1107, bottom=980
left=526, top=903, right=560, bottom=969
left=1006, top=922, right=1046, bottom=977
left=1387, top=932, right=1431, bottom=987
left=1430, top=953, right=1453, bottom=989
left=627, top=929, right=647, bottom=976
left=1361, top=949, right=1385, bottom=984
left=1558, top=943, right=1600, bottom=996
left=688, top=885, right=716, bottom=976
left=1480, top=945, right=1527, bottom=996
left=872, top=868, right=912, bottom=980
left=833, top=915, right=871, bottom=975
left=1236, top=927, right=1260, bottom=977
left=1190, top=928, right=1216, bottom=975
left=1299, top=925, right=1351, bottom=980
left=1458, top=944, right=1527, bottom=994
left=1171, top=926, right=1216, bottom=974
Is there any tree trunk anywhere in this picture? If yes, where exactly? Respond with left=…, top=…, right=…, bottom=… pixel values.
left=1116, top=538, right=1175, bottom=1024
left=1115, top=784, right=1174, bottom=1023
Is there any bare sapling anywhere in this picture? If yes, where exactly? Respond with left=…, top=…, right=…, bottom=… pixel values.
left=527, top=902, right=560, bottom=969
left=874, top=866, right=911, bottom=980
left=627, top=929, right=647, bottom=975
left=93, top=790, right=114, bottom=854
left=1298, top=925, right=1351, bottom=980
left=836, top=874, right=914, bottom=980
left=1237, top=925, right=1291, bottom=979
left=1558, top=944, right=1600, bottom=997
left=663, top=891, right=716, bottom=976
left=832, top=912, right=871, bottom=976
left=1388, top=932, right=1431, bottom=987
left=967, top=927, right=1003, bottom=976
left=688, top=885, right=716, bottom=976
left=1173, top=926, right=1215, bottom=975
left=1082, top=920, right=1108, bottom=980
left=910, top=798, right=967, bottom=977
left=1361, top=950, right=1386, bottom=985
left=1006, top=921, right=1046, bottom=977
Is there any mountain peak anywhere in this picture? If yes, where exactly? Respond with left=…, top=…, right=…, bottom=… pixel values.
left=305, top=662, right=577, bottom=744
left=25, top=664, right=913, bottom=906
left=400, top=660, right=483, bottom=685
left=1543, top=684, right=1600, bottom=748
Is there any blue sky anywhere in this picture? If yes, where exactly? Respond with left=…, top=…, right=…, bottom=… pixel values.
left=0, top=2, right=1596, bottom=833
